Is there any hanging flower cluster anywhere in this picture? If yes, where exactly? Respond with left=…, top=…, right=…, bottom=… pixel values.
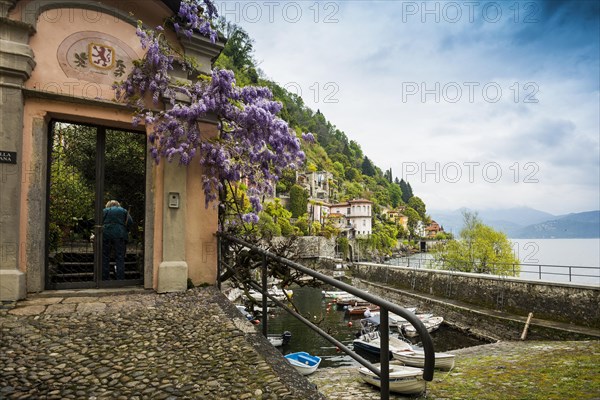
left=115, top=24, right=174, bottom=113
left=175, top=0, right=218, bottom=42
left=114, top=0, right=307, bottom=223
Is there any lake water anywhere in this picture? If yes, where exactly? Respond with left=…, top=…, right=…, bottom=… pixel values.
left=510, top=238, right=600, bottom=286
left=262, top=286, right=488, bottom=368
left=388, top=239, right=600, bottom=287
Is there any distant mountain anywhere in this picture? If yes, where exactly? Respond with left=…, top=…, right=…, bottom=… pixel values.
left=478, top=207, right=555, bottom=227
left=430, top=207, right=555, bottom=235
left=430, top=208, right=600, bottom=238
left=512, top=211, right=600, bottom=238
left=428, top=209, right=466, bottom=235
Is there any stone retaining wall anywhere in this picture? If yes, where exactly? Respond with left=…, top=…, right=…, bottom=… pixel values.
left=352, top=263, right=600, bottom=329
left=271, top=236, right=337, bottom=259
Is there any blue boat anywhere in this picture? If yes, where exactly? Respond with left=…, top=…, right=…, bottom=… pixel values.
left=284, top=352, right=321, bottom=375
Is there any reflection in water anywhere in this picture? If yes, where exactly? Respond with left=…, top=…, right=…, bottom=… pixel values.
left=260, top=286, right=488, bottom=368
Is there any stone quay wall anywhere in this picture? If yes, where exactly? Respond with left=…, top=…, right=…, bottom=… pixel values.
left=352, top=263, right=600, bottom=329
left=270, top=236, right=337, bottom=259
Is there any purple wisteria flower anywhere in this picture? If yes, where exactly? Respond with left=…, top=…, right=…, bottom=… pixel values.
left=114, top=1, right=304, bottom=223
left=241, top=213, right=260, bottom=224
left=176, top=0, right=218, bottom=43
left=302, top=132, right=315, bottom=143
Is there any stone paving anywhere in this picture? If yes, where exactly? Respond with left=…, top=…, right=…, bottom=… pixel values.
left=0, top=287, right=325, bottom=400
left=4, top=287, right=595, bottom=399
left=309, top=366, right=421, bottom=400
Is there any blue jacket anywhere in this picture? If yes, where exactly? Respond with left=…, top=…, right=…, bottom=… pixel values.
left=103, top=206, right=133, bottom=241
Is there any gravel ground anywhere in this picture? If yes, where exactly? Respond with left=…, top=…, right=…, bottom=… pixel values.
left=0, top=287, right=325, bottom=400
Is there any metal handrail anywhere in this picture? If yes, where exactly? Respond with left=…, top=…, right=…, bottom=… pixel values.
left=217, top=233, right=435, bottom=400
left=385, top=256, right=600, bottom=284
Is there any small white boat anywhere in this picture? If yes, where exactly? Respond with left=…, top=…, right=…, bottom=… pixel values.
left=321, top=290, right=349, bottom=299
left=248, top=286, right=293, bottom=302
left=401, top=316, right=444, bottom=337
left=387, top=308, right=419, bottom=327
left=358, top=364, right=425, bottom=395
left=391, top=341, right=456, bottom=370
left=284, top=352, right=321, bottom=375
left=235, top=305, right=254, bottom=321
left=267, top=331, right=292, bottom=347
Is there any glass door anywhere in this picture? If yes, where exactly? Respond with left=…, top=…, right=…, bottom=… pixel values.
left=46, top=122, right=146, bottom=289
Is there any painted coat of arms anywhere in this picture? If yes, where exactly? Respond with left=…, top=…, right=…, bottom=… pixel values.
left=89, top=43, right=114, bottom=69
left=58, top=32, right=136, bottom=84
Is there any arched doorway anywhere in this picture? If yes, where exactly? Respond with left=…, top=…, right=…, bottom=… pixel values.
left=46, top=121, right=146, bottom=289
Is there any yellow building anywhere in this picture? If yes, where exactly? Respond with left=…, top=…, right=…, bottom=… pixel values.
left=387, top=210, right=409, bottom=232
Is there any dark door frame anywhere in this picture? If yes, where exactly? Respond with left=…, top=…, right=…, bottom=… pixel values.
left=45, top=119, right=146, bottom=289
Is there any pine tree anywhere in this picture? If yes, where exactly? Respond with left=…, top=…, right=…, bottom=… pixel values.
left=361, top=156, right=376, bottom=177
left=384, top=168, right=393, bottom=183
left=400, top=179, right=413, bottom=203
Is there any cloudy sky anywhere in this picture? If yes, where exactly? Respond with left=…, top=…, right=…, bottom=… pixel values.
left=216, top=0, right=599, bottom=216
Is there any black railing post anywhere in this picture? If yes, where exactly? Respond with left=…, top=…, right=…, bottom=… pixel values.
left=539, top=264, right=542, bottom=280
left=262, top=254, right=268, bottom=338
left=94, top=127, right=106, bottom=288
left=216, top=235, right=222, bottom=290
left=379, top=308, right=390, bottom=400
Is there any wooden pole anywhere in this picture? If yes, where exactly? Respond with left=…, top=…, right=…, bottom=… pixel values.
left=521, top=312, right=533, bottom=340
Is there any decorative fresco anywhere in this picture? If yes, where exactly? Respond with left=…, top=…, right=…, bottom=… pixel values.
left=57, top=31, right=138, bottom=86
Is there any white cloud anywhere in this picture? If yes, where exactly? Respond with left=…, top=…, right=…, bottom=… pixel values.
left=225, top=0, right=600, bottom=215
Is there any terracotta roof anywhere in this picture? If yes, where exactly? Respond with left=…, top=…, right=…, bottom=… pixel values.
left=348, top=198, right=372, bottom=204
left=331, top=198, right=372, bottom=207
left=330, top=203, right=350, bottom=208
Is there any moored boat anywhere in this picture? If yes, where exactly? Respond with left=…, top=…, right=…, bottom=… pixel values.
left=248, top=286, right=293, bottom=302
left=235, top=305, right=260, bottom=324
left=346, top=304, right=380, bottom=316
left=401, top=316, right=444, bottom=337
left=387, top=308, right=422, bottom=328
left=321, top=290, right=349, bottom=299
left=335, top=296, right=370, bottom=310
left=358, top=364, right=426, bottom=395
left=391, top=341, right=456, bottom=370
left=267, top=331, right=292, bottom=347
left=353, top=329, right=413, bottom=358
left=284, top=352, right=321, bottom=375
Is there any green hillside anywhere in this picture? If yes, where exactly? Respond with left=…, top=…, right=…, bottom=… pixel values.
left=213, top=22, right=429, bottom=243
left=215, top=20, right=436, bottom=254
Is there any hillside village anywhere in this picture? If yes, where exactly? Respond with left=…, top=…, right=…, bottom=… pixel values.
left=265, top=168, right=447, bottom=259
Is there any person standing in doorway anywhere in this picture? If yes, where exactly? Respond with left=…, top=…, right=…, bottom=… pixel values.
left=102, top=200, right=133, bottom=280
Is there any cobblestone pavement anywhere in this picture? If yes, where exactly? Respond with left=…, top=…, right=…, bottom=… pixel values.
left=0, top=287, right=325, bottom=400
left=309, top=366, right=421, bottom=400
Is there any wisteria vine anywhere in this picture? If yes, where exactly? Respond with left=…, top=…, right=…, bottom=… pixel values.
left=114, top=0, right=311, bottom=224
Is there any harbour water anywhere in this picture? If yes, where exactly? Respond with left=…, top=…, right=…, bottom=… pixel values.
left=262, top=286, right=488, bottom=368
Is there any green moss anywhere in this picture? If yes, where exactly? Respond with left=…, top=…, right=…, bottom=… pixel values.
left=420, top=341, right=600, bottom=400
